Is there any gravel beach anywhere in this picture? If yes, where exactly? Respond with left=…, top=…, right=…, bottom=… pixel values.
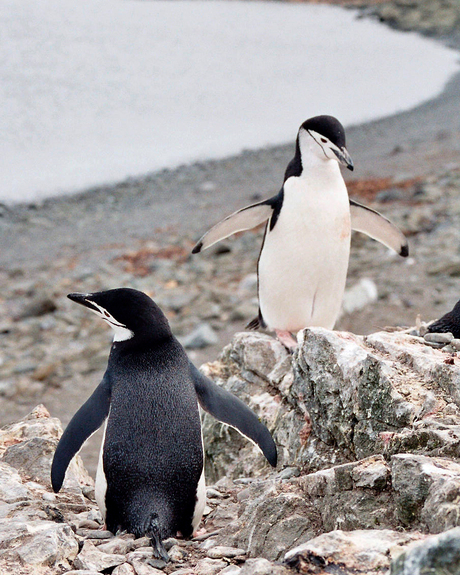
left=1, top=2, right=460, bottom=475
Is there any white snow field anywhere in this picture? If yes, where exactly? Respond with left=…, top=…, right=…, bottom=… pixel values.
left=0, top=0, right=458, bottom=203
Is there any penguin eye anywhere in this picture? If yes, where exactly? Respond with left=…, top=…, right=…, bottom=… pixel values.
left=103, top=310, right=110, bottom=318
left=321, top=138, right=327, bottom=143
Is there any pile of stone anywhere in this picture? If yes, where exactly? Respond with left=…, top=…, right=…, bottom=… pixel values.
left=2, top=326, right=460, bottom=573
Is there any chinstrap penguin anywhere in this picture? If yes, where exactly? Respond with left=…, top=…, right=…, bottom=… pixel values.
left=427, top=299, right=460, bottom=338
left=51, top=288, right=277, bottom=560
left=192, top=115, right=409, bottom=348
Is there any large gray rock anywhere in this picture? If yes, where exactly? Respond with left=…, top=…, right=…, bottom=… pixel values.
left=73, top=540, right=125, bottom=571
left=0, top=519, right=78, bottom=567
left=0, top=405, right=93, bottom=492
left=216, top=480, right=317, bottom=561
left=202, top=333, right=291, bottom=482
left=391, top=527, right=460, bottom=575
left=296, top=455, right=397, bottom=532
left=285, top=529, right=425, bottom=575
left=203, top=330, right=460, bottom=480
left=391, top=454, right=460, bottom=527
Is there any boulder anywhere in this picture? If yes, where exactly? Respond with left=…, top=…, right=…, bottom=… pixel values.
left=391, top=527, right=460, bottom=575
left=202, top=330, right=460, bottom=479
left=0, top=405, right=93, bottom=492
left=285, top=529, right=425, bottom=574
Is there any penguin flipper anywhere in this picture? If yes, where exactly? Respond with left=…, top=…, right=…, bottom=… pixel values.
left=189, top=363, right=277, bottom=467
left=192, top=200, right=274, bottom=253
left=349, top=199, right=409, bottom=257
left=51, top=373, right=111, bottom=493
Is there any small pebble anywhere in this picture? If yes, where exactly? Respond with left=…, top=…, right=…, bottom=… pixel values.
left=423, top=340, right=445, bottom=349
left=168, top=544, right=187, bottom=562
left=219, top=566, right=242, bottom=575
left=207, top=546, right=246, bottom=559
left=78, top=519, right=101, bottom=530
left=200, top=538, right=218, bottom=551
left=147, top=557, right=168, bottom=570
left=163, top=537, right=180, bottom=551
left=42, top=492, right=56, bottom=502
left=277, top=467, right=300, bottom=480
left=424, top=332, right=453, bottom=344
left=206, top=487, right=225, bottom=499
left=76, top=529, right=113, bottom=539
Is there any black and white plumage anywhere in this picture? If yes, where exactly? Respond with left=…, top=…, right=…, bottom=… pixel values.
left=193, top=115, right=409, bottom=347
left=427, top=299, right=460, bottom=338
left=51, top=288, right=276, bottom=560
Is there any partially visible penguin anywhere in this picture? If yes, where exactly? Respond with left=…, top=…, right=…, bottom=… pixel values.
left=193, top=115, right=409, bottom=348
left=51, top=288, right=277, bottom=560
left=427, top=298, right=460, bottom=338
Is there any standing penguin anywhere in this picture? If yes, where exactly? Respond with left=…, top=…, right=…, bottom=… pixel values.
left=51, top=288, right=277, bottom=560
left=193, top=115, right=408, bottom=348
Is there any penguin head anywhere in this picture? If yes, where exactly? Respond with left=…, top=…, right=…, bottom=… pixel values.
left=298, top=115, right=354, bottom=171
left=67, top=288, right=171, bottom=343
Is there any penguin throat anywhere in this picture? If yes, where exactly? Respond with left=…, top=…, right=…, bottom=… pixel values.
left=298, top=131, right=338, bottom=174
left=107, top=321, right=134, bottom=342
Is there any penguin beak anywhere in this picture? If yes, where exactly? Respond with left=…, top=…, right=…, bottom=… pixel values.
left=67, top=292, right=99, bottom=312
left=332, top=147, right=354, bottom=171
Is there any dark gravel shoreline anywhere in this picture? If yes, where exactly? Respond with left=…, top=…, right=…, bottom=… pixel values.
left=1, top=64, right=460, bottom=270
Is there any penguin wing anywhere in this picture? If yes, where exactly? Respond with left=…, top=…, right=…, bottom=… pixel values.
left=189, top=363, right=277, bottom=467
left=192, top=200, right=274, bottom=253
left=350, top=200, right=409, bottom=257
left=51, top=373, right=111, bottom=492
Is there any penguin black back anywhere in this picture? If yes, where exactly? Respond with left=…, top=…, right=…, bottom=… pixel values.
left=104, top=336, right=203, bottom=540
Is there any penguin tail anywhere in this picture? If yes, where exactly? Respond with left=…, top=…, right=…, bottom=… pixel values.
left=246, top=317, right=260, bottom=330
left=246, top=310, right=266, bottom=331
left=145, top=514, right=170, bottom=562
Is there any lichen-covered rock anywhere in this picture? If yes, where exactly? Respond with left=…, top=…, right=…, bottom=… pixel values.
left=203, top=330, right=460, bottom=480
left=201, top=333, right=290, bottom=482
left=422, top=477, right=460, bottom=533
left=285, top=529, right=426, bottom=575
left=391, top=527, right=460, bottom=575
left=294, top=328, right=460, bottom=461
left=391, top=454, right=460, bottom=527
left=296, top=455, right=397, bottom=532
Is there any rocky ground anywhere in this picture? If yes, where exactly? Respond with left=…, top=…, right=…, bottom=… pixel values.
left=1, top=0, right=460, bottom=573
left=3, top=328, right=460, bottom=574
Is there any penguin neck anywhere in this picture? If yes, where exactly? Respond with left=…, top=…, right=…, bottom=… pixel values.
left=111, top=321, right=173, bottom=352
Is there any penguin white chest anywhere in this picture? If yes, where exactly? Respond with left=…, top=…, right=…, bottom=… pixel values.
left=258, top=173, right=351, bottom=332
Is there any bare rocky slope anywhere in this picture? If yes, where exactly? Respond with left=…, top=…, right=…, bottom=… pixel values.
left=3, top=328, right=460, bottom=574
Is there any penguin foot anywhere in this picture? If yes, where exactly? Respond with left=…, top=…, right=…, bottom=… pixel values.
left=193, top=527, right=207, bottom=538
left=275, top=330, right=298, bottom=351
